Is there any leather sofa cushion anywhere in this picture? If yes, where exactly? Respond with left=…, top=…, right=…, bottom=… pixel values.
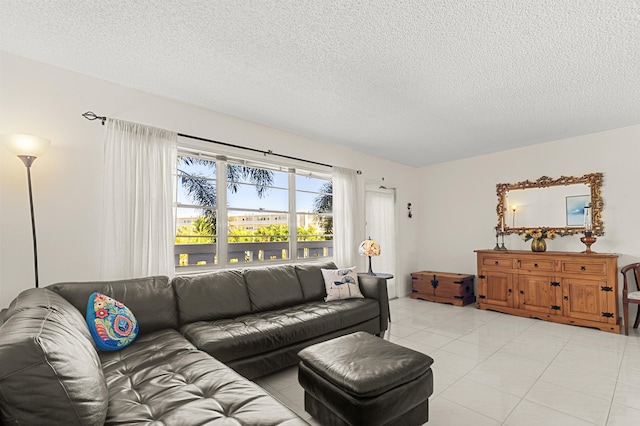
left=48, top=275, right=178, bottom=335
left=295, top=261, right=337, bottom=301
left=0, top=289, right=108, bottom=425
left=173, top=269, right=252, bottom=324
left=100, top=329, right=306, bottom=425
left=244, top=265, right=305, bottom=312
left=181, top=298, right=379, bottom=363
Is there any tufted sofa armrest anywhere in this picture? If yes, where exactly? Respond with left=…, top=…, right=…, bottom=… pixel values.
left=357, top=274, right=389, bottom=333
left=0, top=289, right=108, bottom=425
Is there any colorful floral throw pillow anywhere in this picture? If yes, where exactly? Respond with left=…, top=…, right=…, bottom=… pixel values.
left=321, top=267, right=364, bottom=301
left=86, top=292, right=139, bottom=351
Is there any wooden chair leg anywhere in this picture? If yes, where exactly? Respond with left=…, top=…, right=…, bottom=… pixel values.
left=623, top=302, right=629, bottom=335
left=634, top=305, right=640, bottom=329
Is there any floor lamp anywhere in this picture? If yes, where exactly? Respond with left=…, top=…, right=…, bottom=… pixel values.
left=2, top=134, right=51, bottom=288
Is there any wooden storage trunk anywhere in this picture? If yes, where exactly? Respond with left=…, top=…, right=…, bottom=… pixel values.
left=411, top=271, right=476, bottom=306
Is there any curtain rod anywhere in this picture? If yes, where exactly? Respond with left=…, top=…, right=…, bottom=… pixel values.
left=82, top=111, right=362, bottom=173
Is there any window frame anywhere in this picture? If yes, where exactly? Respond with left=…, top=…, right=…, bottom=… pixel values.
left=174, top=145, right=333, bottom=273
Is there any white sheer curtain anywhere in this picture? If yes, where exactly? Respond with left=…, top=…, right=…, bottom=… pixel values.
left=365, top=189, right=397, bottom=298
left=332, top=166, right=365, bottom=269
left=101, top=119, right=177, bottom=280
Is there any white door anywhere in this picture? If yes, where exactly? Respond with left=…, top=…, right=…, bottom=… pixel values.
left=365, top=187, right=396, bottom=299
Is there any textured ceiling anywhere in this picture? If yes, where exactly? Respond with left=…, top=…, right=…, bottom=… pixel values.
left=1, top=1, right=639, bottom=167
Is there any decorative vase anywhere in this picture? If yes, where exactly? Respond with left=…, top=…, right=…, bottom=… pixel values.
left=531, top=238, right=547, bottom=252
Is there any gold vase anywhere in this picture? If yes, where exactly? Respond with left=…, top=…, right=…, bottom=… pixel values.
left=531, top=238, right=547, bottom=252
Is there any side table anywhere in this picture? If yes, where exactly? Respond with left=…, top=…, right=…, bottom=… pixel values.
left=374, top=273, right=394, bottom=322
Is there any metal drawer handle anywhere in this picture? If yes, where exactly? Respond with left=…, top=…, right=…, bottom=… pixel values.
left=495, top=261, right=499, bottom=265
left=534, top=263, right=538, bottom=268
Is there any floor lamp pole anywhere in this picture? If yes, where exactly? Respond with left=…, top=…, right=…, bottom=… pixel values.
left=19, top=155, right=39, bottom=288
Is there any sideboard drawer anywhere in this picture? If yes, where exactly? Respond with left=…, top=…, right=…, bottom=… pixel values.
left=517, top=258, right=555, bottom=272
left=561, top=261, right=607, bottom=275
left=481, top=257, right=512, bottom=269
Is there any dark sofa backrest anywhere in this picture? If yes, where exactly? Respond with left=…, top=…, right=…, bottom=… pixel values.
left=243, top=264, right=305, bottom=312
left=295, top=261, right=337, bottom=301
left=173, top=262, right=338, bottom=325
left=47, top=275, right=178, bottom=335
left=173, top=269, right=253, bottom=324
left=0, top=288, right=108, bottom=425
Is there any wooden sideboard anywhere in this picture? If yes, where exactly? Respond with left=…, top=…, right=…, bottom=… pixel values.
left=475, top=250, right=620, bottom=333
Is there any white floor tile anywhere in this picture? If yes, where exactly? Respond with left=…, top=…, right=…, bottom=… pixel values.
left=539, top=364, right=617, bottom=401
left=505, top=399, right=598, bottom=426
left=499, top=332, right=567, bottom=363
left=616, top=364, right=640, bottom=388
left=526, top=319, right=581, bottom=339
left=277, top=382, right=306, bottom=409
left=465, top=364, right=538, bottom=398
left=403, top=329, right=455, bottom=348
left=392, top=337, right=439, bottom=356
left=428, top=348, right=480, bottom=376
left=430, top=368, right=463, bottom=398
left=479, top=350, right=550, bottom=379
left=612, top=381, right=640, bottom=411
left=606, top=403, right=640, bottom=426
left=570, top=327, right=628, bottom=353
left=426, top=397, right=501, bottom=426
left=263, top=366, right=299, bottom=390
left=550, top=342, right=623, bottom=380
left=439, top=339, right=496, bottom=362
left=525, top=380, right=611, bottom=425
left=393, top=315, right=439, bottom=329
left=458, top=324, right=521, bottom=349
left=385, top=322, right=422, bottom=338
left=441, top=378, right=521, bottom=422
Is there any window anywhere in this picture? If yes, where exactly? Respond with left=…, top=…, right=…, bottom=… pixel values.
left=175, top=157, right=218, bottom=266
left=174, top=151, right=332, bottom=270
left=296, top=174, right=333, bottom=259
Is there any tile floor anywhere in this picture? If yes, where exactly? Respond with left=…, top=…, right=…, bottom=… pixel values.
left=256, top=297, right=640, bottom=425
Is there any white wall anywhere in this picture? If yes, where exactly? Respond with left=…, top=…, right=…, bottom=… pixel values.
left=3, top=52, right=637, bottom=309
left=0, top=53, right=421, bottom=306
left=417, top=125, right=640, bottom=298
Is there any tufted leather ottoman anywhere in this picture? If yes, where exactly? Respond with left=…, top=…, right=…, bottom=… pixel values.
left=297, top=332, right=434, bottom=426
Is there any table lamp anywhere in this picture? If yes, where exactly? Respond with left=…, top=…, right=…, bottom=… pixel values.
left=358, top=237, right=381, bottom=275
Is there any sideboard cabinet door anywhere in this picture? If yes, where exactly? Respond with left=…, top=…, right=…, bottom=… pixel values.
left=478, top=271, right=514, bottom=308
left=517, top=274, right=560, bottom=315
left=561, top=277, right=617, bottom=325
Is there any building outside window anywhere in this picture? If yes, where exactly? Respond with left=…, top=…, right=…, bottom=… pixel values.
left=175, top=150, right=332, bottom=271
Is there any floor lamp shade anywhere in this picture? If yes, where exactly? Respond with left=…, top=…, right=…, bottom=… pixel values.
left=358, top=238, right=381, bottom=275
left=3, top=134, right=51, bottom=158
left=2, top=134, right=51, bottom=288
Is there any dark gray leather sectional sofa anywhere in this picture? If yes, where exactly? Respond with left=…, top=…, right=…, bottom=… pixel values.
left=0, top=261, right=388, bottom=425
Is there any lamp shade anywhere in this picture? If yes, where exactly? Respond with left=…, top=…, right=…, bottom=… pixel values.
left=358, top=239, right=381, bottom=257
left=2, top=134, right=51, bottom=157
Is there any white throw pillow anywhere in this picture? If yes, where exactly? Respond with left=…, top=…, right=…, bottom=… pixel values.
left=321, top=267, right=364, bottom=301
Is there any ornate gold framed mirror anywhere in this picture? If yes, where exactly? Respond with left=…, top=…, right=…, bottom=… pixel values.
left=497, top=173, right=604, bottom=236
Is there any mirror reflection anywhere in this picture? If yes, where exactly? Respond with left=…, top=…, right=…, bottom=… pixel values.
left=497, top=173, right=604, bottom=236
